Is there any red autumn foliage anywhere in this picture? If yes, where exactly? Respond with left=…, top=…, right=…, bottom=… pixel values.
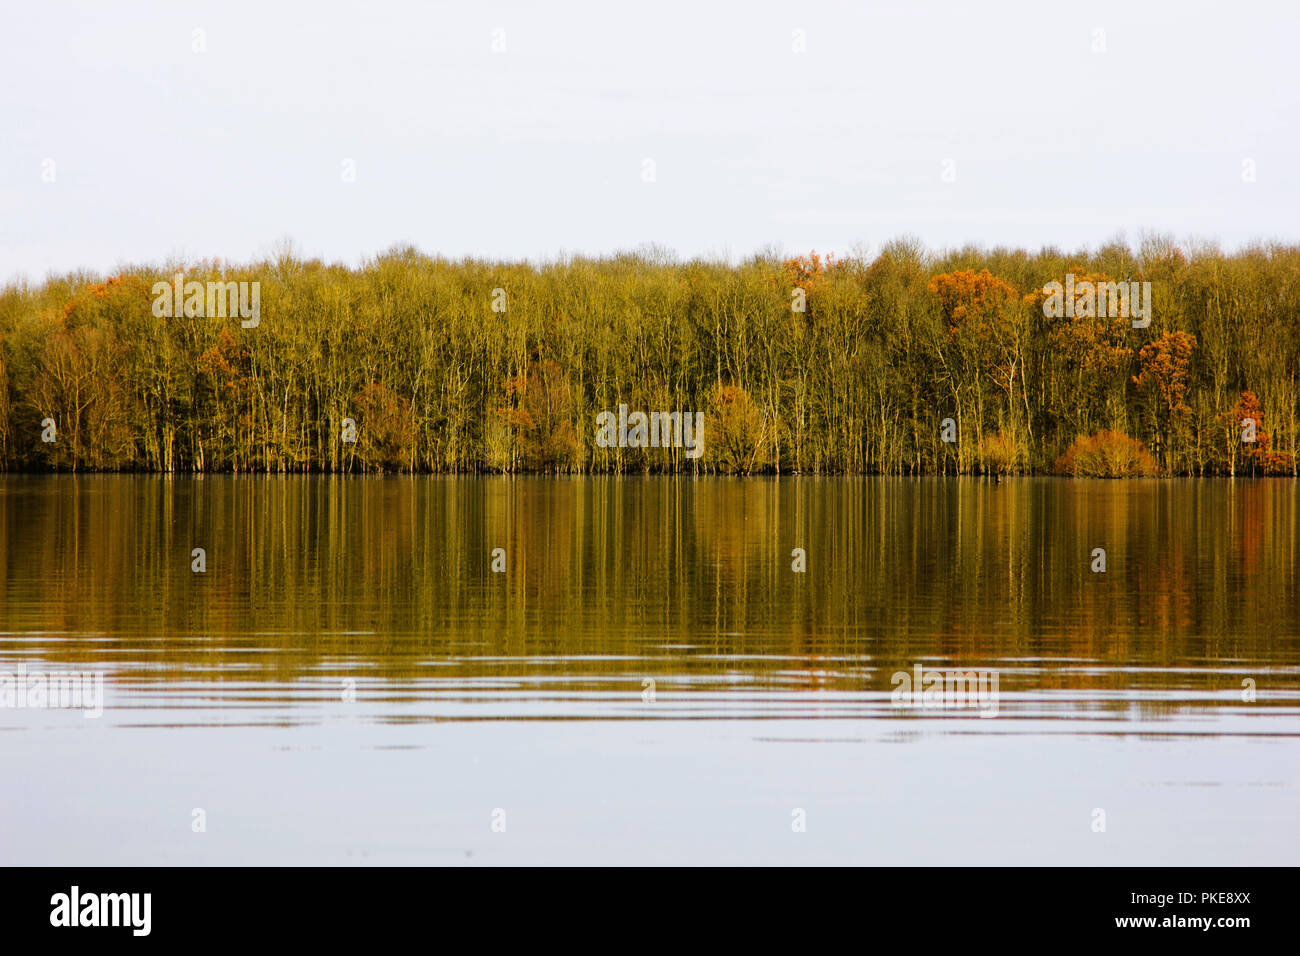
left=1225, top=391, right=1295, bottom=475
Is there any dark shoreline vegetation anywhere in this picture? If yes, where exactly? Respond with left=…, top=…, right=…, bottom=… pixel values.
left=1, top=237, right=1298, bottom=476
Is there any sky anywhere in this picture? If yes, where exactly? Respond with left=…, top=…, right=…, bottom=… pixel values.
left=2, top=0, right=1298, bottom=283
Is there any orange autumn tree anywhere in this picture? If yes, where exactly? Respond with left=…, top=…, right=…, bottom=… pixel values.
left=351, top=382, right=416, bottom=471
left=29, top=275, right=145, bottom=471
left=498, top=360, right=582, bottom=472
left=926, top=269, right=1024, bottom=472
left=1223, top=391, right=1294, bottom=476
left=195, top=326, right=255, bottom=470
left=780, top=251, right=834, bottom=321
left=709, top=383, right=768, bottom=474
left=782, top=251, right=834, bottom=291
left=1133, top=331, right=1196, bottom=470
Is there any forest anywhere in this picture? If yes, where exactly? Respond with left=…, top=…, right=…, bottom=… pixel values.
left=0, top=236, right=1297, bottom=476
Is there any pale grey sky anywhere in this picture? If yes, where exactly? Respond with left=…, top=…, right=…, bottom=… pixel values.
left=2, top=0, right=1297, bottom=282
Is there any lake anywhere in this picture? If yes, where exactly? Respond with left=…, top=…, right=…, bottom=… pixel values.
left=1, top=475, right=1297, bottom=864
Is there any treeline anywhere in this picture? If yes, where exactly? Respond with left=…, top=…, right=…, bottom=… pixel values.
left=1, top=237, right=1298, bottom=475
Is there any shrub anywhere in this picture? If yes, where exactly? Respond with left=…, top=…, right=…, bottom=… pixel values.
left=1053, top=430, right=1158, bottom=477
left=352, top=382, right=416, bottom=471
left=709, top=384, right=768, bottom=474
left=978, top=430, right=1024, bottom=475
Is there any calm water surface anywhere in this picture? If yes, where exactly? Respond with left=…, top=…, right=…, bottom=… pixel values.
left=1, top=476, right=1297, bottom=864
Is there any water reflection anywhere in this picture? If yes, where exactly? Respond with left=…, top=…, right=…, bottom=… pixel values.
left=1, top=475, right=1298, bottom=731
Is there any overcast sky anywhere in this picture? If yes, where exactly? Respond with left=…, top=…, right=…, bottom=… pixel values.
left=3, top=0, right=1297, bottom=282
